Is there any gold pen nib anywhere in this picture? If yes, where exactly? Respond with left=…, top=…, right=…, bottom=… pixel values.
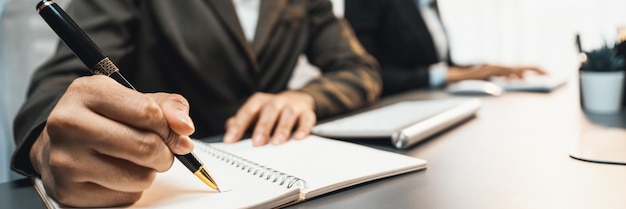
left=193, top=166, right=221, bottom=192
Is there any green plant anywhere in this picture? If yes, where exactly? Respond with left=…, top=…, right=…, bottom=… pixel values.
left=580, top=45, right=625, bottom=72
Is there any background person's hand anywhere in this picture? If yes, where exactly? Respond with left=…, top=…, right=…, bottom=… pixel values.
left=447, top=64, right=546, bottom=82
left=223, top=91, right=316, bottom=146
left=29, top=75, right=195, bottom=207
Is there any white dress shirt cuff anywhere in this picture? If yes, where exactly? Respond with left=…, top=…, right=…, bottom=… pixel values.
left=428, top=62, right=448, bottom=88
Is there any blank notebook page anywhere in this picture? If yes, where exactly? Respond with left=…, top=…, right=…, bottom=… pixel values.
left=129, top=148, right=301, bottom=208
left=33, top=136, right=426, bottom=209
left=209, top=136, right=427, bottom=199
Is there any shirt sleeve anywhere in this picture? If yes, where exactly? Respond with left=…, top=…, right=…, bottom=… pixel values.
left=428, top=61, right=448, bottom=88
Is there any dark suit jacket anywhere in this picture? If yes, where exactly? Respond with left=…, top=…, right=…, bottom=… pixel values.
left=345, top=0, right=454, bottom=96
left=12, top=0, right=380, bottom=176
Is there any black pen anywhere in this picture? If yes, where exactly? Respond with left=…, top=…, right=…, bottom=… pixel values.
left=35, top=0, right=221, bottom=192
left=576, top=33, right=587, bottom=63
left=575, top=33, right=583, bottom=53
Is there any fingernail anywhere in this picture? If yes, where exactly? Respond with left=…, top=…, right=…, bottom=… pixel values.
left=177, top=135, right=193, bottom=151
left=223, top=132, right=235, bottom=143
left=272, top=134, right=285, bottom=145
left=253, top=134, right=264, bottom=145
left=179, top=112, right=194, bottom=128
left=294, top=131, right=306, bottom=139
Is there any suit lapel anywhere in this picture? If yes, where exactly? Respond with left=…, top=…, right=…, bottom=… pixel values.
left=252, top=0, right=287, bottom=54
left=205, top=0, right=257, bottom=67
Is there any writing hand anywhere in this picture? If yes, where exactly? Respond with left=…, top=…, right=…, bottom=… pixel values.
left=29, top=75, right=195, bottom=207
left=223, top=91, right=316, bottom=146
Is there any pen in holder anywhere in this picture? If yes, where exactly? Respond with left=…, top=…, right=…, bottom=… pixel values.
left=616, top=27, right=626, bottom=108
left=578, top=41, right=625, bottom=114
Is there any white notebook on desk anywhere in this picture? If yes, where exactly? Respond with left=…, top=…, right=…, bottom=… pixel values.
left=33, top=136, right=427, bottom=209
left=312, top=98, right=482, bottom=149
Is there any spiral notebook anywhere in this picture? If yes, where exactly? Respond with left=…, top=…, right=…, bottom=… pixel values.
left=33, top=135, right=427, bottom=208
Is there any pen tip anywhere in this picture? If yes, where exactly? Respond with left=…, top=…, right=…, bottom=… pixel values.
left=193, top=166, right=221, bottom=192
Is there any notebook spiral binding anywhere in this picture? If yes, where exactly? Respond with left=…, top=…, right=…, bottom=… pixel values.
left=195, top=142, right=308, bottom=189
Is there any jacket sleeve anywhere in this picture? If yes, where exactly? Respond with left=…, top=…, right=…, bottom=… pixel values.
left=298, top=0, right=382, bottom=118
left=11, top=0, right=138, bottom=176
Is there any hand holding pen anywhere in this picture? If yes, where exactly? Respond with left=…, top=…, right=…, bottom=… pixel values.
left=29, top=1, right=220, bottom=207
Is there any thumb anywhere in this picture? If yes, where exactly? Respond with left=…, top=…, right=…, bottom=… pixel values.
left=152, top=93, right=195, bottom=155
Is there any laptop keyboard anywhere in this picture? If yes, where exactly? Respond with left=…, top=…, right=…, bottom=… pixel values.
left=490, top=73, right=567, bottom=92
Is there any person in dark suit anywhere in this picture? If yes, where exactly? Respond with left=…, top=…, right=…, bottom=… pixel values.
left=344, top=0, right=544, bottom=96
left=12, top=0, right=380, bottom=207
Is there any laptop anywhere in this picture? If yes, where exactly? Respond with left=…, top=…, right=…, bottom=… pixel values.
left=490, top=73, right=567, bottom=92
left=312, top=98, right=482, bottom=149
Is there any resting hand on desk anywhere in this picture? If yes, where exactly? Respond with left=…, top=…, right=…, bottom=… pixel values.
left=446, top=64, right=546, bottom=82
left=223, top=91, right=316, bottom=146
left=28, top=76, right=195, bottom=207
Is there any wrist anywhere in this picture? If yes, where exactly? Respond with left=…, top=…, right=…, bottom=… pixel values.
left=29, top=127, right=49, bottom=175
left=446, top=66, right=465, bottom=82
left=282, top=90, right=315, bottom=110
